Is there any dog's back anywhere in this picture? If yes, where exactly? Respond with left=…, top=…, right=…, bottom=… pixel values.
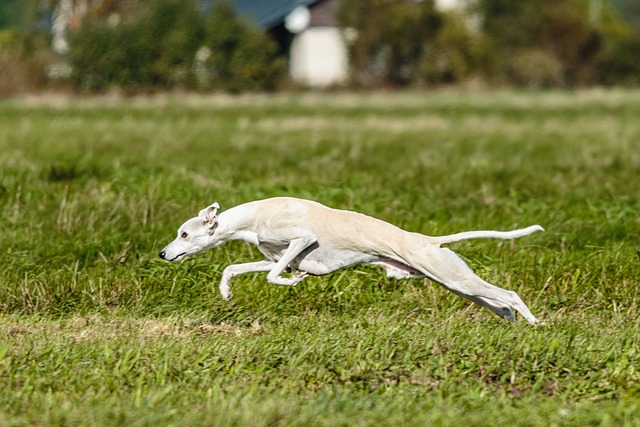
left=254, top=197, right=416, bottom=255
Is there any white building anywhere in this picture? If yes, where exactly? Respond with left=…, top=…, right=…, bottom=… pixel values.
left=234, top=0, right=347, bottom=87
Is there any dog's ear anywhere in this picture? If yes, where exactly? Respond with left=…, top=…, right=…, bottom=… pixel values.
left=198, top=202, right=220, bottom=228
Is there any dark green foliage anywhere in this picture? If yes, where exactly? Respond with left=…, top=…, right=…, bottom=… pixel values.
left=4, top=0, right=640, bottom=93
left=338, top=0, right=640, bottom=88
left=338, top=0, right=444, bottom=87
left=597, top=31, right=640, bottom=86
left=67, top=0, right=285, bottom=92
left=0, top=29, right=52, bottom=96
left=475, top=0, right=640, bottom=87
left=418, top=12, right=489, bottom=85
left=200, top=1, right=286, bottom=92
left=0, top=0, right=24, bottom=29
left=68, top=0, right=206, bottom=91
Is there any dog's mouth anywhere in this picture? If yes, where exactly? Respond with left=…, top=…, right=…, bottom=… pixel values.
left=169, top=252, right=187, bottom=261
left=160, top=250, right=187, bottom=262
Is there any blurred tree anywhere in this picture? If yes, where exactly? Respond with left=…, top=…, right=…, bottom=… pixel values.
left=0, top=0, right=46, bottom=30
left=596, top=0, right=640, bottom=85
left=66, top=0, right=285, bottom=92
left=201, top=1, right=286, bottom=92
left=477, top=0, right=581, bottom=85
left=48, top=0, right=149, bottom=22
left=5, top=0, right=639, bottom=93
left=0, top=0, right=53, bottom=96
left=612, top=0, right=640, bottom=29
left=473, top=0, right=639, bottom=87
left=339, top=0, right=444, bottom=87
left=68, top=0, right=205, bottom=91
left=0, top=0, right=23, bottom=29
left=418, top=11, right=490, bottom=85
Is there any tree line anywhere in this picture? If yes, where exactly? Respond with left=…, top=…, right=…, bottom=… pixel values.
left=1, top=0, right=639, bottom=96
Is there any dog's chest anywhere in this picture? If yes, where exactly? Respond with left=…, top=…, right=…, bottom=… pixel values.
left=256, top=242, right=287, bottom=262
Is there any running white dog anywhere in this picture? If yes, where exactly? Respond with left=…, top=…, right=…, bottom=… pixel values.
left=160, top=197, right=543, bottom=323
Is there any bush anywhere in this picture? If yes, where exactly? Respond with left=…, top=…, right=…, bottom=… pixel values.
left=0, top=30, right=52, bottom=97
left=338, top=0, right=444, bottom=87
left=200, top=1, right=286, bottom=92
left=592, top=5, right=640, bottom=86
left=474, top=0, right=640, bottom=87
left=68, top=0, right=205, bottom=92
left=67, top=0, right=285, bottom=93
left=506, top=49, right=563, bottom=89
left=597, top=34, right=640, bottom=85
left=538, top=2, right=602, bottom=86
left=417, top=12, right=489, bottom=85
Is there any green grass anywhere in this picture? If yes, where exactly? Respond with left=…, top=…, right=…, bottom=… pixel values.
left=1, top=90, right=639, bottom=426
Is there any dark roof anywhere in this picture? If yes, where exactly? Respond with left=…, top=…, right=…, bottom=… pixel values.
left=230, top=0, right=318, bottom=29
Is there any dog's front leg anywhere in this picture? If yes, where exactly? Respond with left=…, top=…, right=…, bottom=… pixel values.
left=220, top=260, right=275, bottom=300
left=266, top=236, right=316, bottom=286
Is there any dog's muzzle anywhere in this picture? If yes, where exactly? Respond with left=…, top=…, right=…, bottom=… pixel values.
left=159, top=250, right=186, bottom=261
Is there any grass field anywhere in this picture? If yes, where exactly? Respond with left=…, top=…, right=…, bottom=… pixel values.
left=1, top=90, right=639, bottom=426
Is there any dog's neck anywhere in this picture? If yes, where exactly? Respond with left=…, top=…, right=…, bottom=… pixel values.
left=214, top=203, right=259, bottom=245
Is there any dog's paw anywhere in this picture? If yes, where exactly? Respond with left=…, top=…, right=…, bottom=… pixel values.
left=293, top=270, right=309, bottom=280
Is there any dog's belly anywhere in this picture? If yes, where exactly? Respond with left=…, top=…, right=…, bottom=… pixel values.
left=292, top=246, right=376, bottom=275
left=258, top=242, right=376, bottom=276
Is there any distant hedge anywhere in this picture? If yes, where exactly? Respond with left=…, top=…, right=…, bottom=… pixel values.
left=2, top=0, right=640, bottom=94
left=0, top=30, right=52, bottom=97
left=68, top=0, right=285, bottom=92
left=339, top=0, right=640, bottom=88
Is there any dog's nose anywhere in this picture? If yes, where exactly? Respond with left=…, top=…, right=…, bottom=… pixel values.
left=159, top=250, right=166, bottom=259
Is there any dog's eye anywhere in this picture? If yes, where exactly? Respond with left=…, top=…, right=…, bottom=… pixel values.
left=181, top=232, right=188, bottom=239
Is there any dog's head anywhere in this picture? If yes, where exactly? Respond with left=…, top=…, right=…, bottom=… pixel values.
left=159, top=202, right=220, bottom=262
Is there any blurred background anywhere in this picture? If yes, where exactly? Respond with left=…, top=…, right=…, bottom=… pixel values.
left=1, top=0, right=639, bottom=97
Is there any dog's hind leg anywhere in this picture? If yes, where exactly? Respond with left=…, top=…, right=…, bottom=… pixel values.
left=451, top=292, right=516, bottom=322
left=220, top=260, right=275, bottom=300
left=418, top=246, right=539, bottom=324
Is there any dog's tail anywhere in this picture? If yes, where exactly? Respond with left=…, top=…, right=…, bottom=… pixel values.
left=430, top=225, right=544, bottom=246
